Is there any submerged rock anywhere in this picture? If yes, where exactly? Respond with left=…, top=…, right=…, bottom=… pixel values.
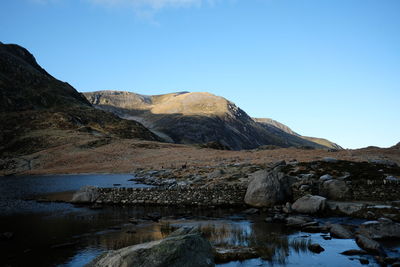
left=86, top=227, right=214, bottom=267
left=308, top=243, right=325, bottom=253
left=340, top=249, right=368, bottom=256
left=292, top=195, right=326, bottom=214
left=214, top=247, right=258, bottom=263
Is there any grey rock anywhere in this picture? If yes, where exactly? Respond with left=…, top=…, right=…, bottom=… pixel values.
left=285, top=215, right=314, bottom=227
left=71, top=186, right=99, bottom=203
left=326, top=201, right=366, bottom=216
left=329, top=224, right=353, bottom=239
left=320, top=179, right=350, bottom=200
left=292, top=195, right=327, bottom=214
left=320, top=174, right=333, bottom=181
left=323, top=157, right=338, bottom=163
left=355, top=235, right=385, bottom=255
left=214, top=247, right=258, bottom=263
left=86, top=227, right=214, bottom=267
left=244, top=169, right=295, bottom=207
left=358, top=220, right=400, bottom=239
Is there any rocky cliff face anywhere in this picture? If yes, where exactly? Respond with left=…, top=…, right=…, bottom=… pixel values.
left=254, top=118, right=342, bottom=150
left=84, top=90, right=340, bottom=150
left=0, top=43, right=158, bottom=157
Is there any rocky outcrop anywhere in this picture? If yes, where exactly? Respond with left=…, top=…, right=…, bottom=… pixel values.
left=86, top=227, right=214, bottom=267
left=358, top=219, right=400, bottom=239
left=291, top=195, right=326, bottom=214
left=0, top=42, right=159, bottom=157
left=244, top=165, right=295, bottom=207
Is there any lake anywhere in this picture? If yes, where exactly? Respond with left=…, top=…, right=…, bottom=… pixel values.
left=0, top=174, right=398, bottom=266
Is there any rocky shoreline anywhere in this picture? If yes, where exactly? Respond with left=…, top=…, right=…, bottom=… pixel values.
left=67, top=158, right=400, bottom=266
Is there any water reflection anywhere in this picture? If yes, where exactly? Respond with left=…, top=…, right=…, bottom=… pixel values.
left=1, top=174, right=399, bottom=267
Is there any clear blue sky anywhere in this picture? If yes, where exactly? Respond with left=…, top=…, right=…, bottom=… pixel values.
left=1, top=0, right=399, bottom=149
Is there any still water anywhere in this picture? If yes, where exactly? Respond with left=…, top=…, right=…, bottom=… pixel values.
left=0, top=174, right=398, bottom=267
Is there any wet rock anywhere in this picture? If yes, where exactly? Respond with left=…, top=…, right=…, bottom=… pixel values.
left=285, top=215, right=314, bottom=228
left=71, top=186, right=99, bottom=203
left=292, top=195, right=326, bottom=214
left=320, top=174, right=333, bottom=181
left=244, top=168, right=295, bottom=207
left=329, top=224, right=353, bottom=239
left=326, top=201, right=366, bottom=216
left=308, top=243, right=325, bottom=253
left=340, top=250, right=368, bottom=256
left=146, top=212, right=162, bottom=222
left=302, top=226, right=327, bottom=233
left=214, top=247, right=258, bottom=263
left=355, top=235, right=385, bottom=255
left=384, top=257, right=400, bottom=264
left=87, top=227, right=214, bottom=267
left=243, top=208, right=260, bottom=215
left=359, top=258, right=369, bottom=265
left=282, top=202, right=292, bottom=214
left=358, top=219, right=400, bottom=239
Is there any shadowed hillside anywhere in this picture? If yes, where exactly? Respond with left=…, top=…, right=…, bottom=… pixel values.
left=84, top=91, right=341, bottom=150
left=0, top=42, right=159, bottom=157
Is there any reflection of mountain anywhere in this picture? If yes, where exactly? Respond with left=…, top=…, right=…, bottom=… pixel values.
left=84, top=90, right=341, bottom=150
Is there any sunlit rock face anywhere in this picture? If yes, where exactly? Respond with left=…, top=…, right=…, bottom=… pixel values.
left=84, top=90, right=339, bottom=150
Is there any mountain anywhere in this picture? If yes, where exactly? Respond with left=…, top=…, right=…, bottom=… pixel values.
left=84, top=90, right=341, bottom=150
left=0, top=42, right=158, bottom=157
left=253, top=118, right=342, bottom=150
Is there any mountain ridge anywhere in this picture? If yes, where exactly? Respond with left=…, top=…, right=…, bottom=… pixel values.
left=84, top=90, right=341, bottom=150
left=0, top=42, right=159, bottom=157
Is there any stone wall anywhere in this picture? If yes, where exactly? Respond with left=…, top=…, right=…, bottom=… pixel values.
left=95, top=184, right=247, bottom=206
left=351, top=179, right=400, bottom=201
left=293, top=178, right=400, bottom=202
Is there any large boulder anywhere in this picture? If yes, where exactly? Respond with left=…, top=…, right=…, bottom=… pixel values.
left=292, top=195, right=327, bottom=214
left=244, top=167, right=295, bottom=207
left=355, top=235, right=385, bottom=255
left=320, top=179, right=350, bottom=200
left=329, top=224, right=353, bottom=239
left=358, top=219, right=400, bottom=239
left=86, top=227, right=214, bottom=267
left=71, top=186, right=100, bottom=203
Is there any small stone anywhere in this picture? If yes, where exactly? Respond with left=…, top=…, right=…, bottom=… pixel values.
left=340, top=250, right=368, bottom=256
left=308, top=243, right=325, bottom=253
left=320, top=174, right=333, bottom=181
